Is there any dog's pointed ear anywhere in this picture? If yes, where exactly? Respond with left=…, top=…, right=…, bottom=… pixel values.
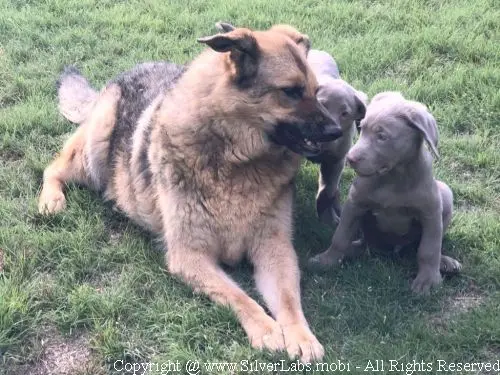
left=198, top=28, right=259, bottom=84
left=354, top=90, right=368, bottom=121
left=269, top=25, right=311, bottom=55
left=198, top=28, right=257, bottom=54
left=215, top=21, right=236, bottom=33
left=404, top=102, right=440, bottom=159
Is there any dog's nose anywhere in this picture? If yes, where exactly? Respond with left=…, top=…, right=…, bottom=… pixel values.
left=321, top=124, right=343, bottom=141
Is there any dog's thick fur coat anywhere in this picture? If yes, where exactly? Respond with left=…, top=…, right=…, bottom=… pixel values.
left=38, top=25, right=346, bottom=362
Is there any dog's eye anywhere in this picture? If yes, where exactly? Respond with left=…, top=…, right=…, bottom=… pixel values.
left=282, top=86, right=304, bottom=100
left=377, top=132, right=388, bottom=141
left=341, top=111, right=349, bottom=117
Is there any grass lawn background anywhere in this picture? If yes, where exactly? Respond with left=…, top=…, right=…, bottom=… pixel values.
left=0, top=0, right=499, bottom=374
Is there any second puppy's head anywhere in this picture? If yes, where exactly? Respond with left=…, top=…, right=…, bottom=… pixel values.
left=346, top=92, right=439, bottom=177
left=316, top=77, right=367, bottom=132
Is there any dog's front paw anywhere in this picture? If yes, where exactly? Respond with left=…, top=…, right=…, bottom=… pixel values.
left=247, top=315, right=285, bottom=353
left=282, top=323, right=324, bottom=363
left=38, top=188, right=67, bottom=215
left=411, top=269, right=442, bottom=294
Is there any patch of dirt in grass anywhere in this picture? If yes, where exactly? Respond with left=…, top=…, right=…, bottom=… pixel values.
left=0, top=148, right=24, bottom=163
left=103, top=210, right=128, bottom=246
left=479, top=347, right=500, bottom=374
left=446, top=293, right=483, bottom=317
left=430, top=283, right=485, bottom=328
left=108, top=227, right=124, bottom=246
left=482, top=346, right=500, bottom=359
left=7, top=328, right=104, bottom=375
left=89, top=270, right=121, bottom=293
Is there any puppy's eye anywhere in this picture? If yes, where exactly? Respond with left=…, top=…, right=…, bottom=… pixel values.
left=377, top=132, right=388, bottom=141
left=341, top=111, right=349, bottom=117
left=281, top=86, right=304, bottom=100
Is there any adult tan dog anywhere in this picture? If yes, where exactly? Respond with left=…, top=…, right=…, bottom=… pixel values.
left=309, top=92, right=461, bottom=294
left=215, top=23, right=368, bottom=227
left=38, top=25, right=344, bottom=362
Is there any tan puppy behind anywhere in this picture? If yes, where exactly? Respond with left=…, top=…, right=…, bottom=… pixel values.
left=309, top=92, right=461, bottom=294
left=39, top=25, right=345, bottom=362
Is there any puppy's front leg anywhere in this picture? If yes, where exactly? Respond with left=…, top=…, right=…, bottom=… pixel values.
left=411, top=210, right=443, bottom=294
left=316, top=159, right=345, bottom=226
left=250, top=235, right=324, bottom=363
left=166, top=246, right=285, bottom=353
left=309, top=198, right=366, bottom=271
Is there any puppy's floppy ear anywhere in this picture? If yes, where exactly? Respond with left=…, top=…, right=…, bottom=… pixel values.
left=353, top=90, right=367, bottom=134
left=354, top=90, right=368, bottom=121
left=269, top=24, right=311, bottom=55
left=198, top=28, right=259, bottom=84
left=403, top=102, right=440, bottom=159
left=215, top=21, right=236, bottom=33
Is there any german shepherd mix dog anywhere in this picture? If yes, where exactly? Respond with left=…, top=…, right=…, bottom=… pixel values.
left=215, top=23, right=368, bottom=227
left=305, top=50, right=367, bottom=227
left=39, top=25, right=343, bottom=362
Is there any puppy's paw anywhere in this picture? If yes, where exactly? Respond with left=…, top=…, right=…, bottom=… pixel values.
left=308, top=240, right=365, bottom=273
left=38, top=188, right=67, bottom=215
left=440, top=255, right=462, bottom=274
left=282, top=324, right=324, bottom=363
left=247, top=316, right=285, bottom=353
left=307, top=250, right=343, bottom=272
left=411, top=269, right=442, bottom=294
left=318, top=206, right=340, bottom=227
left=316, top=190, right=341, bottom=227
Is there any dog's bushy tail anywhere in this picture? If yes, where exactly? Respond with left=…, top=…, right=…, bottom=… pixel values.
left=57, top=66, right=99, bottom=124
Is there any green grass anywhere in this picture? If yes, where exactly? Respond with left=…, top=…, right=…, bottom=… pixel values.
left=1, top=0, right=499, bottom=374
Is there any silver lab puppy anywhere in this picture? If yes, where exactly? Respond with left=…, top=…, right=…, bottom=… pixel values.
left=306, top=50, right=367, bottom=226
left=309, top=92, right=461, bottom=294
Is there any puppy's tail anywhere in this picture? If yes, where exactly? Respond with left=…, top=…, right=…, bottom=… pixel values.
left=57, top=66, right=99, bottom=124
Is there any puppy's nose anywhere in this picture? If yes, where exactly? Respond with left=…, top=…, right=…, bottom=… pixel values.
left=346, top=153, right=360, bottom=167
left=321, top=124, right=343, bottom=141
